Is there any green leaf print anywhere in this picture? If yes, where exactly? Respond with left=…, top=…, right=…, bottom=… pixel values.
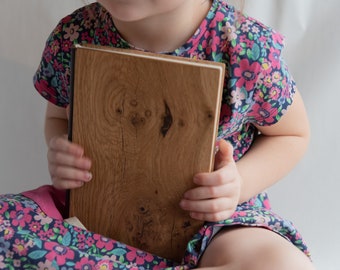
left=33, top=237, right=43, bottom=249
left=62, top=231, right=72, bottom=246
left=28, top=250, right=48, bottom=260
left=252, top=43, right=261, bottom=61
left=111, top=248, right=127, bottom=256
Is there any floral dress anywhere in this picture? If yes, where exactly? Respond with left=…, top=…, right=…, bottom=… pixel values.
left=0, top=0, right=310, bottom=268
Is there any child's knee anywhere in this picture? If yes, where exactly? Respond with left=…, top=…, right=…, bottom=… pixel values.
left=198, top=227, right=314, bottom=270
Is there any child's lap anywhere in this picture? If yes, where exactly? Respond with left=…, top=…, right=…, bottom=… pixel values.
left=0, top=192, right=309, bottom=269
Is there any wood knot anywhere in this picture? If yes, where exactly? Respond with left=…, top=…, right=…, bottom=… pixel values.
left=115, top=108, right=123, bottom=115
left=130, top=112, right=145, bottom=128
left=178, top=119, right=185, bottom=127
left=160, top=101, right=173, bottom=137
left=139, top=206, right=148, bottom=214
left=145, top=110, right=152, bottom=118
left=130, top=99, right=138, bottom=107
left=182, top=220, right=191, bottom=229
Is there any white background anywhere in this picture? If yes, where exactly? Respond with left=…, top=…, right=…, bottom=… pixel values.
left=0, top=1, right=338, bottom=269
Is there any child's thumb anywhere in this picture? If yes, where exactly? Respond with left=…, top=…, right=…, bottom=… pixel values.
left=214, top=139, right=234, bottom=170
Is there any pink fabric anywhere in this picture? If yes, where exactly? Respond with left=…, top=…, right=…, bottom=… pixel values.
left=22, top=185, right=67, bottom=220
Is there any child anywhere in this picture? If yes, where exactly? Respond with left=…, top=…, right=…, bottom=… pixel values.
left=0, top=0, right=315, bottom=269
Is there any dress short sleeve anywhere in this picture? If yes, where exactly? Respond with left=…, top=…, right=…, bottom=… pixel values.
left=33, top=19, right=71, bottom=108
left=241, top=26, right=296, bottom=126
left=32, top=3, right=121, bottom=108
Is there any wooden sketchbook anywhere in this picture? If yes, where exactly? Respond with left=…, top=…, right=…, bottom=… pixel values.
left=68, top=44, right=225, bottom=262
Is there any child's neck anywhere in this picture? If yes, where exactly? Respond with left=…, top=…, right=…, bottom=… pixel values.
left=113, top=1, right=211, bottom=53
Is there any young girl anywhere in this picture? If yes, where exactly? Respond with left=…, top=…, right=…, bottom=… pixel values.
left=0, top=0, right=315, bottom=269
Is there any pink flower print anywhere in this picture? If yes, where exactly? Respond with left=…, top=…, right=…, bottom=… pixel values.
left=268, top=47, right=281, bottom=69
left=239, top=34, right=248, bottom=44
left=202, top=30, right=220, bottom=55
left=29, top=221, right=42, bottom=233
left=269, top=87, right=281, bottom=100
left=250, top=102, right=278, bottom=124
left=251, top=25, right=260, bottom=34
left=272, top=32, right=284, bottom=46
left=13, top=239, right=28, bottom=256
left=5, top=249, right=14, bottom=259
left=156, top=261, right=171, bottom=269
left=221, top=22, right=237, bottom=41
left=229, top=88, right=246, bottom=109
left=52, top=59, right=64, bottom=72
left=50, top=40, right=60, bottom=56
left=241, top=22, right=251, bottom=32
left=263, top=75, right=273, bottom=88
left=35, top=80, right=58, bottom=106
left=62, top=39, right=73, bottom=52
left=189, top=51, right=206, bottom=60
left=77, top=233, right=86, bottom=242
left=272, top=71, right=282, bottom=83
left=81, top=32, right=93, bottom=43
left=95, top=260, right=113, bottom=270
left=61, top=14, right=72, bottom=24
left=234, top=59, right=261, bottom=91
left=272, top=222, right=283, bottom=231
left=259, top=35, right=268, bottom=44
left=231, top=211, right=247, bottom=218
left=261, top=59, right=272, bottom=74
left=75, top=257, right=96, bottom=270
left=93, top=234, right=114, bottom=251
left=43, top=46, right=53, bottom=63
left=37, top=228, right=55, bottom=241
left=126, top=249, right=154, bottom=265
left=254, top=215, right=271, bottom=225
left=37, top=260, right=56, bottom=270
left=56, top=224, right=67, bottom=236
left=101, top=254, right=118, bottom=261
left=234, top=44, right=244, bottom=54
left=209, top=11, right=224, bottom=28
left=13, top=259, right=21, bottom=268
left=83, top=18, right=94, bottom=29
left=3, top=227, right=14, bottom=240
left=244, top=38, right=254, bottom=48
left=63, top=23, right=80, bottom=41
left=193, top=19, right=207, bottom=40
left=230, top=54, right=239, bottom=65
left=0, top=201, right=8, bottom=215
left=85, top=236, right=95, bottom=247
left=0, top=255, right=6, bottom=269
left=45, top=242, right=75, bottom=265
left=34, top=212, right=52, bottom=225
left=9, top=207, right=32, bottom=227
left=37, top=230, right=49, bottom=241
left=262, top=198, right=271, bottom=210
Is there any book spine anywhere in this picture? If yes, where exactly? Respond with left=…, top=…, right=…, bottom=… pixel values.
left=65, top=46, right=77, bottom=217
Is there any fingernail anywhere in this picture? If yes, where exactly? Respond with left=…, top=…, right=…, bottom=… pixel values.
left=77, top=181, right=84, bottom=187
left=179, top=199, right=185, bottom=208
left=86, top=172, right=92, bottom=181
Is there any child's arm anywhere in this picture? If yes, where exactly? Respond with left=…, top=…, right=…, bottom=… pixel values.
left=180, top=90, right=310, bottom=222
left=45, top=102, right=92, bottom=190
left=237, top=90, right=310, bottom=202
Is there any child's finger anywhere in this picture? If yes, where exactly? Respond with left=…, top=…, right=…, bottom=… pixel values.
left=49, top=135, right=84, bottom=157
left=47, top=150, right=92, bottom=170
left=214, top=139, right=234, bottom=170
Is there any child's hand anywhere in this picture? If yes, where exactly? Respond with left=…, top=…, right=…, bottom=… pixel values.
left=180, top=140, right=242, bottom=222
left=47, top=134, right=92, bottom=190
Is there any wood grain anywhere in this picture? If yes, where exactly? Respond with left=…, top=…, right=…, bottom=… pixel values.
left=69, top=45, right=225, bottom=262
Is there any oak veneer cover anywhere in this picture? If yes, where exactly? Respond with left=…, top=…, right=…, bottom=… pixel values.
left=68, top=45, right=225, bottom=262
